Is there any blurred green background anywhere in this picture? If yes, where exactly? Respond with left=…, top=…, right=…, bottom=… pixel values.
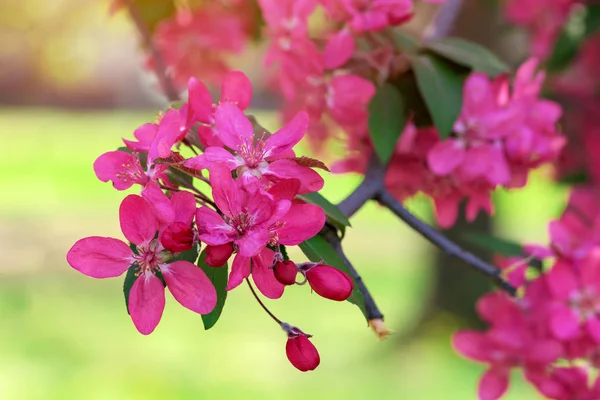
left=0, top=1, right=565, bottom=399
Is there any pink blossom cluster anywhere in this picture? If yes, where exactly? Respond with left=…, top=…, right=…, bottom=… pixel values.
left=334, top=59, right=564, bottom=228
left=66, top=72, right=355, bottom=372
left=258, top=0, right=443, bottom=151
left=150, top=1, right=257, bottom=87
left=453, top=186, right=600, bottom=400
left=503, top=0, right=581, bottom=59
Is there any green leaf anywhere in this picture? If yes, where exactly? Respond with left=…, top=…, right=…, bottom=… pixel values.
left=546, top=5, right=595, bottom=71
left=168, top=244, right=200, bottom=264
left=297, top=192, right=351, bottom=230
left=558, top=171, right=589, bottom=185
left=463, top=232, right=523, bottom=257
left=393, top=31, right=420, bottom=54
left=299, top=236, right=367, bottom=320
left=197, top=250, right=229, bottom=330
left=123, top=265, right=138, bottom=315
left=424, top=37, right=509, bottom=77
left=412, top=54, right=467, bottom=139
left=368, top=83, right=406, bottom=164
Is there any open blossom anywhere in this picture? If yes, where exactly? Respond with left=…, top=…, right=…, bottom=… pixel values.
left=182, top=70, right=253, bottom=148
left=66, top=194, right=217, bottom=334
left=196, top=166, right=325, bottom=297
left=185, top=102, right=324, bottom=193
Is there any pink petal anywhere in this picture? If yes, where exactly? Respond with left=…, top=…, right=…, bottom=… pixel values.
left=67, top=236, right=132, bottom=278
left=452, top=331, right=492, bottom=362
left=221, top=70, right=252, bottom=110
left=148, top=109, right=184, bottom=162
left=546, top=261, right=578, bottom=300
left=141, top=181, right=175, bottom=227
left=119, top=194, right=158, bottom=245
left=264, top=111, right=309, bottom=158
left=162, top=260, right=217, bottom=314
left=433, top=194, right=460, bottom=228
left=251, top=248, right=284, bottom=299
left=478, top=368, right=510, bottom=400
left=93, top=150, right=146, bottom=190
left=214, top=102, right=253, bottom=150
left=278, top=204, right=326, bottom=245
left=227, top=254, right=251, bottom=290
left=265, top=159, right=324, bottom=194
left=427, top=140, right=465, bottom=175
left=184, top=147, right=241, bottom=171
left=525, top=340, right=563, bottom=364
left=236, top=228, right=270, bottom=257
left=268, top=179, right=301, bottom=202
left=128, top=272, right=165, bottom=335
left=323, top=29, right=355, bottom=70
left=170, top=190, right=196, bottom=224
left=209, top=164, right=244, bottom=217
left=195, top=206, right=236, bottom=245
left=550, top=305, right=581, bottom=340
left=586, top=318, right=600, bottom=343
left=187, top=77, right=213, bottom=125
left=123, top=123, right=158, bottom=152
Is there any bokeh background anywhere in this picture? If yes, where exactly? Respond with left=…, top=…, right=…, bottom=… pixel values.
left=0, top=1, right=568, bottom=399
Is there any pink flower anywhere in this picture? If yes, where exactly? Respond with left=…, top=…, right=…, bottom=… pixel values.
left=545, top=255, right=600, bottom=343
left=66, top=194, right=217, bottom=334
left=195, top=165, right=291, bottom=258
left=528, top=367, right=600, bottom=400
left=94, top=150, right=150, bottom=190
left=152, top=6, right=248, bottom=87
left=186, top=102, right=324, bottom=193
left=282, top=323, right=320, bottom=372
left=182, top=70, right=253, bottom=147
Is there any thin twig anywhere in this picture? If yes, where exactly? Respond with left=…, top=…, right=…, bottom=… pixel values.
left=376, top=189, right=516, bottom=296
left=125, top=0, right=180, bottom=102
left=423, top=0, right=464, bottom=41
left=320, top=224, right=384, bottom=320
left=337, top=156, right=386, bottom=219
left=246, top=278, right=282, bottom=325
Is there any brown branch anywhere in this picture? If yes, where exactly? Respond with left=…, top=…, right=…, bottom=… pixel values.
left=423, top=0, right=464, bottom=41
left=125, top=0, right=180, bottom=102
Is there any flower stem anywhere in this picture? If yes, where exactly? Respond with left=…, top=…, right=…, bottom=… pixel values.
left=246, top=278, right=282, bottom=325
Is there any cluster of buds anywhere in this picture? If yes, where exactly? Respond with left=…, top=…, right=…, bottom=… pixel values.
left=66, top=71, right=355, bottom=371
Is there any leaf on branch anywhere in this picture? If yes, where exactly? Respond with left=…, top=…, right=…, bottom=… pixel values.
left=463, top=232, right=524, bottom=257
left=123, top=264, right=138, bottom=315
left=130, top=0, right=177, bottom=34
left=297, top=192, right=351, bottom=238
left=546, top=4, right=600, bottom=72
left=299, top=236, right=367, bottom=320
left=368, top=83, right=406, bottom=164
left=412, top=54, right=467, bottom=139
left=197, top=250, right=229, bottom=330
left=168, top=244, right=200, bottom=264
left=424, top=37, right=510, bottom=77
left=393, top=30, right=421, bottom=54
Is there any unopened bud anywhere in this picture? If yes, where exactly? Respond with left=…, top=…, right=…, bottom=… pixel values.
left=305, top=265, right=353, bottom=301
left=159, top=222, right=194, bottom=253
left=273, top=260, right=298, bottom=286
left=205, top=243, right=234, bottom=267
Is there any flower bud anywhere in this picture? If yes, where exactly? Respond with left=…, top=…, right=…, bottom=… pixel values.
left=283, top=327, right=320, bottom=372
left=205, top=243, right=233, bottom=267
left=305, top=265, right=353, bottom=301
left=273, top=260, right=297, bottom=286
left=159, top=222, right=194, bottom=253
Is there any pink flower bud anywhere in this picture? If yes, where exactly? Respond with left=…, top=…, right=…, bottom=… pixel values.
left=305, top=265, right=353, bottom=301
left=285, top=331, right=320, bottom=372
left=273, top=260, right=297, bottom=286
left=159, top=222, right=194, bottom=253
left=205, top=243, right=233, bottom=267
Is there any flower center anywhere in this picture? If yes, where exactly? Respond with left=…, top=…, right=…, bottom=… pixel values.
left=133, top=239, right=167, bottom=275
left=238, top=138, right=267, bottom=169
left=116, top=153, right=148, bottom=185
left=571, top=287, right=600, bottom=319
left=227, top=212, right=255, bottom=236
